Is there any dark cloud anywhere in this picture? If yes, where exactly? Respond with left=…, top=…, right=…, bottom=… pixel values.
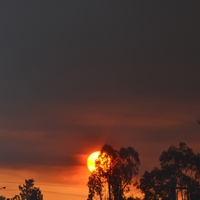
left=1, top=1, right=200, bottom=106
left=0, top=99, right=199, bottom=171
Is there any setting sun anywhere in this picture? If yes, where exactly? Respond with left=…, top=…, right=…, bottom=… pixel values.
left=87, top=151, right=100, bottom=172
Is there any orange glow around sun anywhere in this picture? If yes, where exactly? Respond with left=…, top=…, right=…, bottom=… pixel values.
left=87, top=151, right=100, bottom=172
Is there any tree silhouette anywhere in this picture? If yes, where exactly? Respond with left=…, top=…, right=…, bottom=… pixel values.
left=18, top=179, right=43, bottom=200
left=139, top=142, right=200, bottom=200
left=87, top=144, right=140, bottom=200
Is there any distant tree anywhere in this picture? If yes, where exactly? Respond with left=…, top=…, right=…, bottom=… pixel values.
left=87, top=144, right=140, bottom=200
left=18, top=179, right=43, bottom=200
left=139, top=142, right=200, bottom=200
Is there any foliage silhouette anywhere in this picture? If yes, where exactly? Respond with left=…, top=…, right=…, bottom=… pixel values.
left=87, top=144, right=140, bottom=200
left=139, top=142, right=200, bottom=200
left=126, top=197, right=141, bottom=200
left=11, top=195, right=20, bottom=200
left=18, top=179, right=43, bottom=200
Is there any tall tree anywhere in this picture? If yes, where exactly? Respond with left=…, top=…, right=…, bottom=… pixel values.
left=18, top=179, right=43, bottom=200
left=87, top=144, right=140, bottom=200
left=139, top=142, right=200, bottom=200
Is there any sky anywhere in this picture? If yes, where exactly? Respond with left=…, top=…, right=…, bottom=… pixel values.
left=0, top=1, right=200, bottom=199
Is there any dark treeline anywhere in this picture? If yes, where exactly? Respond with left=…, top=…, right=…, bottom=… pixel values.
left=87, top=142, right=200, bottom=200
left=1, top=142, right=200, bottom=200
left=0, top=179, right=43, bottom=200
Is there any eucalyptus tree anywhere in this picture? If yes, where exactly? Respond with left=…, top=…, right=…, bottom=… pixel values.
left=139, top=142, right=200, bottom=200
left=87, top=144, right=140, bottom=200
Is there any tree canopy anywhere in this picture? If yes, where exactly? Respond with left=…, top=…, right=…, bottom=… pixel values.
left=139, top=142, right=200, bottom=200
left=0, top=179, right=42, bottom=200
left=18, top=179, right=43, bottom=200
left=87, top=144, right=140, bottom=200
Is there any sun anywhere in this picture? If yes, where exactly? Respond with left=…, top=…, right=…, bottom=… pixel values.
left=87, top=151, right=100, bottom=172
